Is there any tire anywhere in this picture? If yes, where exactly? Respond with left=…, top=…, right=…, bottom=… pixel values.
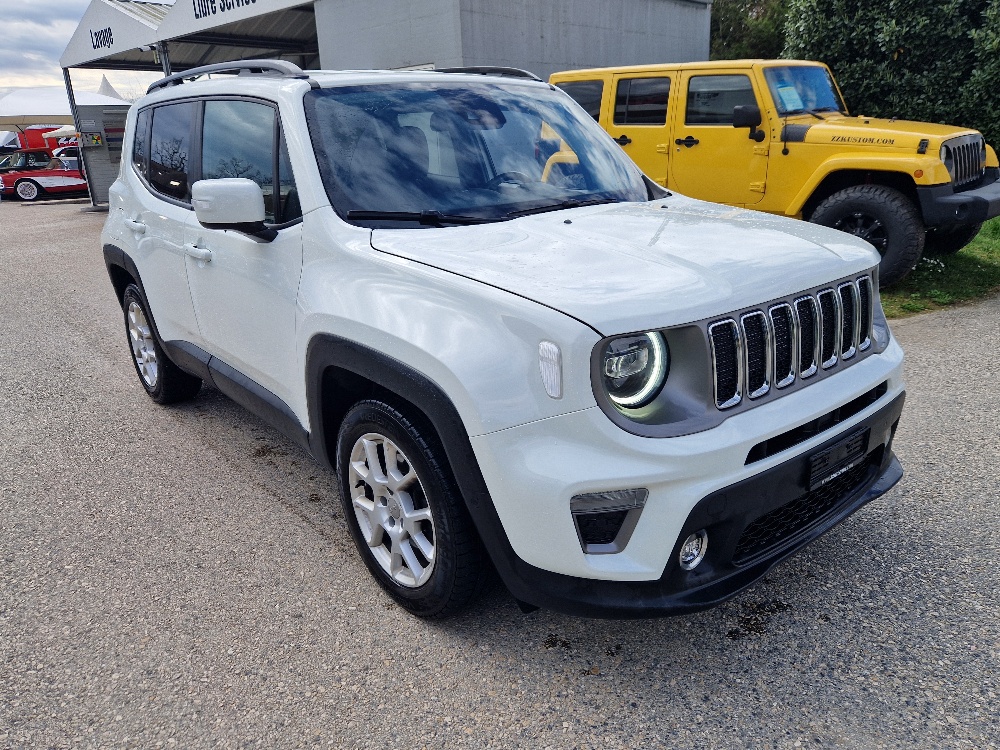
left=336, top=399, right=487, bottom=617
left=809, top=185, right=925, bottom=287
left=122, top=284, right=201, bottom=404
left=15, top=180, right=41, bottom=201
left=924, top=222, right=982, bottom=255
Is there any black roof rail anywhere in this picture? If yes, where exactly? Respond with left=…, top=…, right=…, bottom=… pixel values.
left=147, top=59, right=315, bottom=94
left=437, top=66, right=543, bottom=82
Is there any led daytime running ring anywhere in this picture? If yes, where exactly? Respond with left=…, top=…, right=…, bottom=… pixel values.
left=608, top=332, right=668, bottom=408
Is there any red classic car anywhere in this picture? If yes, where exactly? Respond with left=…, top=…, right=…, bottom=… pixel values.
left=0, top=150, right=88, bottom=201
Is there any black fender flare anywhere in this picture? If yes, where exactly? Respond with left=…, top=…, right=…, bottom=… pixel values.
left=304, top=333, right=555, bottom=609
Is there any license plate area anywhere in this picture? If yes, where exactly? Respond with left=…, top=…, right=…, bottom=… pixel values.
left=808, top=428, right=870, bottom=490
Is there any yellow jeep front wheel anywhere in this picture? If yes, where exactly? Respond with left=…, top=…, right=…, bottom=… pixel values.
left=810, top=184, right=925, bottom=287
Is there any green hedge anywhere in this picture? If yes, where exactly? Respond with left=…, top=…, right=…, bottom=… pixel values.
left=783, top=0, right=1000, bottom=147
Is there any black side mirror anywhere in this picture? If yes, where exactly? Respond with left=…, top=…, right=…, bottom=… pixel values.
left=733, top=105, right=766, bottom=143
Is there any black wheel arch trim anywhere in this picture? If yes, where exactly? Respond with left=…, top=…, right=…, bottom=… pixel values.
left=305, top=333, right=558, bottom=608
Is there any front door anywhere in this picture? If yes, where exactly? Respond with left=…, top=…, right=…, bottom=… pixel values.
left=606, top=73, right=675, bottom=187
left=669, top=71, right=770, bottom=206
left=183, top=99, right=303, bottom=408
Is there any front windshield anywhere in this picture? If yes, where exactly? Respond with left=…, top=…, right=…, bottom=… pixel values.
left=764, top=66, right=847, bottom=116
left=0, top=152, right=26, bottom=171
left=304, top=81, right=651, bottom=225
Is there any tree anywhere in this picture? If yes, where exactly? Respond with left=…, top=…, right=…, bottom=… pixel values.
left=783, top=0, right=1000, bottom=145
left=711, top=0, right=789, bottom=60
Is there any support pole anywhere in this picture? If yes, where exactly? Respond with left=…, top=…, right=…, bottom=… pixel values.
left=62, top=67, right=98, bottom=208
left=156, top=42, right=172, bottom=76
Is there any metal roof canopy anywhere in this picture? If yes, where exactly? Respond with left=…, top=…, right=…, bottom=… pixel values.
left=60, top=0, right=319, bottom=207
left=61, top=0, right=320, bottom=74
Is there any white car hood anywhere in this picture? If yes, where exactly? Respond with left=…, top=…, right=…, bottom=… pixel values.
left=370, top=196, right=880, bottom=335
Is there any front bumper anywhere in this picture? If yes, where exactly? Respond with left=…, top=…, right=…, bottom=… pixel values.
left=917, top=167, right=1000, bottom=227
left=487, top=392, right=904, bottom=618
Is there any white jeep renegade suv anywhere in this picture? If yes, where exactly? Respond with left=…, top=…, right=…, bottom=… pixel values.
left=102, top=60, right=905, bottom=618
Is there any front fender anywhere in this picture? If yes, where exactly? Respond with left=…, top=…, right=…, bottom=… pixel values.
left=296, top=210, right=601, bottom=440
left=787, top=156, right=945, bottom=216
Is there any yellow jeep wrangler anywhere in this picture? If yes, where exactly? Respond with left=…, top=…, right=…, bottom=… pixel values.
left=550, top=60, right=1000, bottom=286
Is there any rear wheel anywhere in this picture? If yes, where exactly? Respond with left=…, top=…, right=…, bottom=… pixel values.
left=810, top=185, right=924, bottom=286
left=924, top=222, right=982, bottom=255
left=122, top=284, right=201, bottom=404
left=15, top=180, right=41, bottom=201
left=336, top=399, right=487, bottom=617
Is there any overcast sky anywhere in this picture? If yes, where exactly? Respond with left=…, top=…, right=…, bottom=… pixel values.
left=0, top=0, right=160, bottom=97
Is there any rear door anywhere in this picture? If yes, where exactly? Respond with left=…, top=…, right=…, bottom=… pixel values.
left=126, top=101, right=202, bottom=346
left=669, top=70, right=770, bottom=206
left=607, top=72, right=674, bottom=187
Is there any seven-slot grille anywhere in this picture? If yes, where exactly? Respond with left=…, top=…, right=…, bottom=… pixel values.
left=943, top=134, right=986, bottom=189
left=709, top=275, right=874, bottom=410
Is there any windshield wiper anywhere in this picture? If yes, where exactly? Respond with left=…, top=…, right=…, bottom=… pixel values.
left=347, top=210, right=495, bottom=226
left=504, top=197, right=620, bottom=219
left=785, top=108, right=826, bottom=120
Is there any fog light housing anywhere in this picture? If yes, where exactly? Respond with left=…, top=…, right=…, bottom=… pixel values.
left=571, top=488, right=648, bottom=555
left=679, top=530, right=708, bottom=570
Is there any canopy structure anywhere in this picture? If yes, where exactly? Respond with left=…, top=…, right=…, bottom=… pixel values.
left=43, top=125, right=80, bottom=140
left=60, top=0, right=319, bottom=74
left=0, top=88, right=128, bottom=128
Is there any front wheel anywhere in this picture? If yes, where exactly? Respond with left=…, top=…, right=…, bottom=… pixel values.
left=924, top=222, right=982, bottom=255
left=122, top=284, right=201, bottom=404
left=809, top=185, right=925, bottom=287
left=336, top=399, right=487, bottom=617
left=15, top=180, right=41, bottom=201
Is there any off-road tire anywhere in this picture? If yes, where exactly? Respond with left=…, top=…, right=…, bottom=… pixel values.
left=122, top=284, right=201, bottom=404
left=336, top=399, right=487, bottom=618
left=15, top=180, right=42, bottom=201
left=810, top=185, right=925, bottom=287
left=924, top=222, right=982, bottom=256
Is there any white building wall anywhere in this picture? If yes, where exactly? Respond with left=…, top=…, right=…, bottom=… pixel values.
left=460, top=0, right=711, bottom=80
left=315, top=0, right=710, bottom=78
left=315, top=0, right=465, bottom=71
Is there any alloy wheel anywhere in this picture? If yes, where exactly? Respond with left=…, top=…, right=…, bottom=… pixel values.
left=127, top=300, right=158, bottom=388
left=348, top=432, right=436, bottom=587
left=834, top=211, right=889, bottom=255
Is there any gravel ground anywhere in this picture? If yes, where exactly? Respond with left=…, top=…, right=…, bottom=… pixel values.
left=1, top=199, right=997, bottom=750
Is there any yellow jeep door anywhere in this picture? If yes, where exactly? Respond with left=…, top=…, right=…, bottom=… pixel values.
left=607, top=72, right=674, bottom=187
left=669, top=71, right=769, bottom=206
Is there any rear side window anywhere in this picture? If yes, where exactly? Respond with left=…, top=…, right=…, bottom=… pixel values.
left=685, top=75, right=757, bottom=125
left=614, top=77, right=671, bottom=126
left=132, top=108, right=151, bottom=180
left=555, top=80, right=604, bottom=121
left=149, top=102, right=196, bottom=200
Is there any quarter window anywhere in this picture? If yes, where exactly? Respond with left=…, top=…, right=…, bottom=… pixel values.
left=555, top=80, right=604, bottom=121
left=276, top=133, right=301, bottom=224
left=685, top=75, right=757, bottom=125
left=614, top=77, right=671, bottom=126
left=149, top=102, right=196, bottom=200
left=132, top=108, right=151, bottom=179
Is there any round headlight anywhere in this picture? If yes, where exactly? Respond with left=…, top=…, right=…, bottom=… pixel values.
left=940, top=144, right=953, bottom=170
left=601, top=331, right=668, bottom=409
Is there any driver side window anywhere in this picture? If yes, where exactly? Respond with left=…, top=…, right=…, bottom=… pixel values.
left=685, top=75, right=757, bottom=125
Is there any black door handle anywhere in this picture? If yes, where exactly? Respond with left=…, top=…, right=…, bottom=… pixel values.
left=675, top=136, right=700, bottom=148
left=614, top=134, right=632, bottom=146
